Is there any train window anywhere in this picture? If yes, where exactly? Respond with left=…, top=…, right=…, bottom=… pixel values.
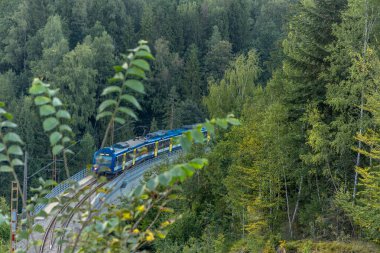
left=95, top=154, right=112, bottom=166
left=117, top=156, right=123, bottom=166
left=126, top=152, right=132, bottom=162
left=147, top=144, right=155, bottom=153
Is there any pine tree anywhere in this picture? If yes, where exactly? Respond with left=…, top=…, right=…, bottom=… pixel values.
left=205, top=26, right=233, bottom=81
left=183, top=44, right=202, bottom=101
left=150, top=117, right=158, bottom=132
left=227, top=0, right=250, bottom=52
left=70, top=0, right=89, bottom=47
left=164, top=86, right=182, bottom=130
left=139, top=3, right=154, bottom=44
left=282, top=0, right=347, bottom=116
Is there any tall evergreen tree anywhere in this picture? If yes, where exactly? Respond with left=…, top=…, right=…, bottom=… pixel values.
left=282, top=0, right=347, bottom=116
left=183, top=44, right=202, bottom=101
left=164, top=86, right=182, bottom=130
left=227, top=0, right=250, bottom=52
left=205, top=26, right=233, bottom=81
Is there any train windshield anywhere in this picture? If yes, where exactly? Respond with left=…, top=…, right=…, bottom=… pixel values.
left=95, top=154, right=112, bottom=166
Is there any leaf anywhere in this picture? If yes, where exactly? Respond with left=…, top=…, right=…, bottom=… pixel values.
left=180, top=132, right=192, bottom=152
left=3, top=132, right=23, bottom=144
left=133, top=185, right=145, bottom=197
left=4, top=113, right=13, bottom=120
left=131, top=59, right=150, bottom=71
left=101, top=86, right=122, bottom=96
left=114, top=117, right=126, bottom=124
left=0, top=102, right=4, bottom=107
left=40, top=105, right=56, bottom=116
left=146, top=177, right=159, bottom=191
left=52, top=145, right=64, bottom=155
left=158, top=172, right=171, bottom=186
left=113, top=65, right=123, bottom=73
left=135, top=50, right=155, bottom=60
left=29, top=84, right=46, bottom=95
left=0, top=166, right=13, bottom=172
left=181, top=164, right=195, bottom=177
left=59, top=124, right=72, bottom=133
left=52, top=97, right=63, bottom=107
left=56, top=110, right=71, bottom=119
left=189, top=158, right=208, bottom=169
left=112, top=72, right=124, bottom=81
left=8, top=145, right=23, bottom=156
left=49, top=132, right=63, bottom=146
left=0, top=154, right=8, bottom=162
left=227, top=117, right=240, bottom=126
left=117, top=107, right=137, bottom=119
left=33, top=224, right=44, bottom=233
left=44, top=180, right=57, bottom=187
left=64, top=149, right=74, bottom=155
left=215, top=119, right=228, bottom=129
left=124, top=80, right=145, bottom=94
left=203, top=121, right=215, bottom=136
left=62, top=137, right=71, bottom=143
left=47, top=88, right=60, bottom=97
left=126, top=67, right=146, bottom=79
left=96, top=111, right=113, bottom=120
left=98, top=100, right=117, bottom=113
left=34, top=96, right=51, bottom=105
left=1, top=121, right=17, bottom=128
left=191, top=128, right=204, bottom=143
left=0, top=143, right=4, bottom=152
left=171, top=167, right=186, bottom=182
left=43, top=117, right=59, bottom=132
left=120, top=95, right=141, bottom=110
left=11, top=159, right=23, bottom=167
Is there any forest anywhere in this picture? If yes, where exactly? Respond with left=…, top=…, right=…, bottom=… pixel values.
left=0, top=0, right=380, bottom=252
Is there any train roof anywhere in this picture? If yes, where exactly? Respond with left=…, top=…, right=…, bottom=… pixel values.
left=95, top=126, right=204, bottom=157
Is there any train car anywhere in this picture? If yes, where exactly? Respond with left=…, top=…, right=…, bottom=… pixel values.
left=92, top=127, right=205, bottom=176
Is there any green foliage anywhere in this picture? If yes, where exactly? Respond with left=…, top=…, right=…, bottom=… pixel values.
left=285, top=240, right=380, bottom=253
left=204, top=50, right=261, bottom=118
left=97, top=40, right=153, bottom=147
left=29, top=78, right=74, bottom=178
left=0, top=102, right=24, bottom=173
left=0, top=197, right=10, bottom=249
left=335, top=91, right=380, bottom=243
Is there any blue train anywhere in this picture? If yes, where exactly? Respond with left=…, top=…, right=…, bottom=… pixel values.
left=92, top=126, right=207, bottom=175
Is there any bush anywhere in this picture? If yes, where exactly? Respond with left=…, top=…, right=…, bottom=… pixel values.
left=286, top=240, right=380, bottom=253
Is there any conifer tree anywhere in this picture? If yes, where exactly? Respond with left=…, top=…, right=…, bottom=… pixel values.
left=282, top=0, right=346, bottom=115
left=164, top=86, right=181, bottom=130
left=205, top=26, right=233, bottom=81
left=183, top=44, right=202, bottom=101
left=139, top=3, right=154, bottom=45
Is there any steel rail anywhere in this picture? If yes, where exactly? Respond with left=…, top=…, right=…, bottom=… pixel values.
left=39, top=179, right=97, bottom=253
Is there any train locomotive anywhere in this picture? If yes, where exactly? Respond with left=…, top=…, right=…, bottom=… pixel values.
left=92, top=126, right=206, bottom=175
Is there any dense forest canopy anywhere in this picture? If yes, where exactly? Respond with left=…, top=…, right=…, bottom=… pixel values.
left=1, top=0, right=380, bottom=252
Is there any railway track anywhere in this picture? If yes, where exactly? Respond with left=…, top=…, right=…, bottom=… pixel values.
left=38, top=151, right=182, bottom=253
left=39, top=168, right=130, bottom=253
left=39, top=179, right=98, bottom=253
